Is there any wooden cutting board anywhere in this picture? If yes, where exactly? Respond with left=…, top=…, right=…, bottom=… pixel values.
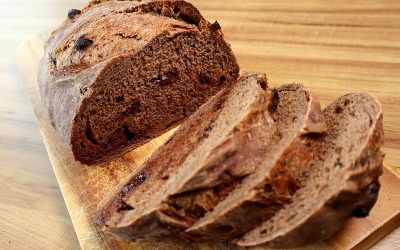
left=16, top=32, right=400, bottom=250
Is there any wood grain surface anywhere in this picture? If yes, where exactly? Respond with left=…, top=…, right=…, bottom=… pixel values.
left=2, top=0, right=400, bottom=249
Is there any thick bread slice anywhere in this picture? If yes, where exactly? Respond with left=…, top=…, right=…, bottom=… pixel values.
left=39, top=0, right=239, bottom=165
left=235, top=93, right=384, bottom=248
left=95, top=73, right=271, bottom=240
left=186, top=84, right=327, bottom=241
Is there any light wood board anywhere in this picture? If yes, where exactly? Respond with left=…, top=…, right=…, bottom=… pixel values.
left=16, top=18, right=400, bottom=250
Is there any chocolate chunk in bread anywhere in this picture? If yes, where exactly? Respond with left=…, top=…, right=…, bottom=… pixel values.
left=67, top=9, right=81, bottom=19
left=38, top=0, right=239, bottom=165
left=235, top=93, right=384, bottom=248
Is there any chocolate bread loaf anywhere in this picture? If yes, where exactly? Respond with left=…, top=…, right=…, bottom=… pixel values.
left=38, top=0, right=239, bottom=165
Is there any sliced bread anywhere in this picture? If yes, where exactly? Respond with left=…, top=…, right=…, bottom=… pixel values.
left=95, top=73, right=271, bottom=240
left=235, top=92, right=384, bottom=248
left=95, top=75, right=327, bottom=241
left=186, top=84, right=327, bottom=241
left=39, top=0, right=239, bottom=165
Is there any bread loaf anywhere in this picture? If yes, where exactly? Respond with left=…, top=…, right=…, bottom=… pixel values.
left=235, top=93, right=384, bottom=248
left=38, top=0, right=239, bottom=165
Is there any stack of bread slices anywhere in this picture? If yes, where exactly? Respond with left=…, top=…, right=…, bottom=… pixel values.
left=94, top=73, right=383, bottom=248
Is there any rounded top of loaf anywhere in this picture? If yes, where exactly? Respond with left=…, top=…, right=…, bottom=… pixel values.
left=46, top=0, right=210, bottom=79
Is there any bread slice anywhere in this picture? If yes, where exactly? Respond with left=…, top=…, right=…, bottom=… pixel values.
left=38, top=0, right=239, bottom=165
left=186, top=84, right=327, bottom=241
left=94, top=73, right=271, bottom=240
left=235, top=93, right=384, bottom=248
left=95, top=75, right=327, bottom=241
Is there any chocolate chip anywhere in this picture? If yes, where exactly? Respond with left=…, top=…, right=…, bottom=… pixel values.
left=75, top=35, right=93, bottom=51
left=68, top=9, right=81, bottom=19
left=123, top=126, right=135, bottom=141
left=173, top=7, right=180, bottom=14
left=353, top=207, right=370, bottom=218
left=335, top=106, right=343, bottom=114
left=219, top=75, right=226, bottom=85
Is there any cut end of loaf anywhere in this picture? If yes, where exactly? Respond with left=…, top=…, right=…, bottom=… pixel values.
left=40, top=0, right=239, bottom=165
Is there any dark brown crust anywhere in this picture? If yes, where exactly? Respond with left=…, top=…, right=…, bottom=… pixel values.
left=38, top=0, right=239, bottom=165
left=235, top=94, right=384, bottom=248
